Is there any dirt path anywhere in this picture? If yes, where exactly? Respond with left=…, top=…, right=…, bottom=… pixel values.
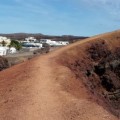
left=0, top=42, right=119, bottom=120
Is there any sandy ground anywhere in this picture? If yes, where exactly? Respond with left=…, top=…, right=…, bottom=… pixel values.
left=0, top=37, right=119, bottom=120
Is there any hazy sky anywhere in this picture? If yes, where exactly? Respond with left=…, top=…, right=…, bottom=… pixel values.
left=0, top=0, right=120, bottom=36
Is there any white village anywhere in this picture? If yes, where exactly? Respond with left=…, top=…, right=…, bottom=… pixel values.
left=0, top=36, right=69, bottom=56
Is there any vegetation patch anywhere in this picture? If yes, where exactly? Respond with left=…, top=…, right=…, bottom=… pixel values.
left=0, top=56, right=9, bottom=71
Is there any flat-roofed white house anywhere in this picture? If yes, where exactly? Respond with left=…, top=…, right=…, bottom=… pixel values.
left=0, top=47, right=9, bottom=56
left=0, top=46, right=17, bottom=56
left=40, top=39, right=69, bottom=46
left=25, top=37, right=37, bottom=43
left=57, top=41, right=69, bottom=45
left=40, top=39, right=52, bottom=44
left=9, top=47, right=16, bottom=53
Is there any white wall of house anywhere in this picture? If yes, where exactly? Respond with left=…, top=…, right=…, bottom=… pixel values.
left=34, top=43, right=43, bottom=48
left=0, top=47, right=17, bottom=56
left=40, top=39, right=51, bottom=44
left=0, top=47, right=8, bottom=56
left=40, top=39, right=58, bottom=46
left=58, top=41, right=69, bottom=45
left=25, top=37, right=37, bottom=43
left=0, top=50, right=6, bottom=56
left=9, top=47, right=16, bottom=53
left=40, top=39, right=69, bottom=46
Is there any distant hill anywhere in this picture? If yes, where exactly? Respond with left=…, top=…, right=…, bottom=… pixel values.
left=0, top=33, right=89, bottom=43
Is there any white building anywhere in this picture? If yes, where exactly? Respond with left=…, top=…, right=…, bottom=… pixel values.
left=25, top=37, right=37, bottom=43
left=57, top=41, right=69, bottom=45
left=0, top=47, right=17, bottom=56
left=0, top=36, right=11, bottom=46
left=40, top=39, right=69, bottom=46
left=0, top=47, right=9, bottom=56
left=40, top=39, right=51, bottom=44
left=9, top=47, right=16, bottom=53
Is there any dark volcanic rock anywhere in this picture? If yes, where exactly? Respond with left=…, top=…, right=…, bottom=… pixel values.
left=0, top=57, right=9, bottom=71
left=59, top=38, right=120, bottom=118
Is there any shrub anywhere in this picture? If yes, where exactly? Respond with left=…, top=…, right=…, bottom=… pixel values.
left=9, top=40, right=22, bottom=50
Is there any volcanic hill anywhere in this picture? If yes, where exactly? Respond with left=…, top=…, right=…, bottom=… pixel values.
left=0, top=30, right=120, bottom=120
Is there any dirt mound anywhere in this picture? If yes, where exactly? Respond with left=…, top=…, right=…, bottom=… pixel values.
left=0, top=56, right=9, bottom=71
left=56, top=30, right=120, bottom=118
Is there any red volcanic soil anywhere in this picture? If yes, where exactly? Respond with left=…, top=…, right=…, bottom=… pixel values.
left=0, top=30, right=120, bottom=120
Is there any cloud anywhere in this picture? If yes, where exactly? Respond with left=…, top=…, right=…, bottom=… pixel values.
left=80, top=0, right=120, bottom=16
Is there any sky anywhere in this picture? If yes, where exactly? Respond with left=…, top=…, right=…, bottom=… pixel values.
left=0, top=0, right=120, bottom=36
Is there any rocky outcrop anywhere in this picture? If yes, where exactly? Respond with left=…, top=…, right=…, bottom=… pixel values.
left=58, top=31, right=120, bottom=118
left=0, top=56, right=9, bottom=71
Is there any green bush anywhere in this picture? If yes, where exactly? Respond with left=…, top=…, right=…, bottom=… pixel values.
left=9, top=40, right=22, bottom=50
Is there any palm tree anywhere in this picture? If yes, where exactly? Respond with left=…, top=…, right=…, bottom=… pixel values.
left=1, top=40, right=7, bottom=46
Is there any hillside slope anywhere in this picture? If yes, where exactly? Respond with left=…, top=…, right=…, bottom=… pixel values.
left=0, top=30, right=120, bottom=120
left=56, top=30, right=120, bottom=117
left=0, top=57, right=9, bottom=71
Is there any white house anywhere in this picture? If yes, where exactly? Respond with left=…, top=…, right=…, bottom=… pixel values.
left=0, top=47, right=17, bottom=56
left=40, top=39, right=52, bottom=44
left=40, top=39, right=69, bottom=46
left=57, top=41, right=69, bottom=45
left=34, top=43, right=43, bottom=48
left=0, top=47, right=9, bottom=56
left=40, top=39, right=58, bottom=46
left=25, top=37, right=37, bottom=43
left=0, top=47, right=6, bottom=56
left=9, top=47, right=16, bottom=53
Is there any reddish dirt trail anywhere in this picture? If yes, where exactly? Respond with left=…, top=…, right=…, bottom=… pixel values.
left=0, top=39, right=119, bottom=120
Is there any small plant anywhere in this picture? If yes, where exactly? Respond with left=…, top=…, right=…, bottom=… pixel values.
left=9, top=40, right=22, bottom=50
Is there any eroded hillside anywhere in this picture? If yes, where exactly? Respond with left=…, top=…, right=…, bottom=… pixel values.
left=0, top=57, right=9, bottom=71
left=57, top=30, right=120, bottom=117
